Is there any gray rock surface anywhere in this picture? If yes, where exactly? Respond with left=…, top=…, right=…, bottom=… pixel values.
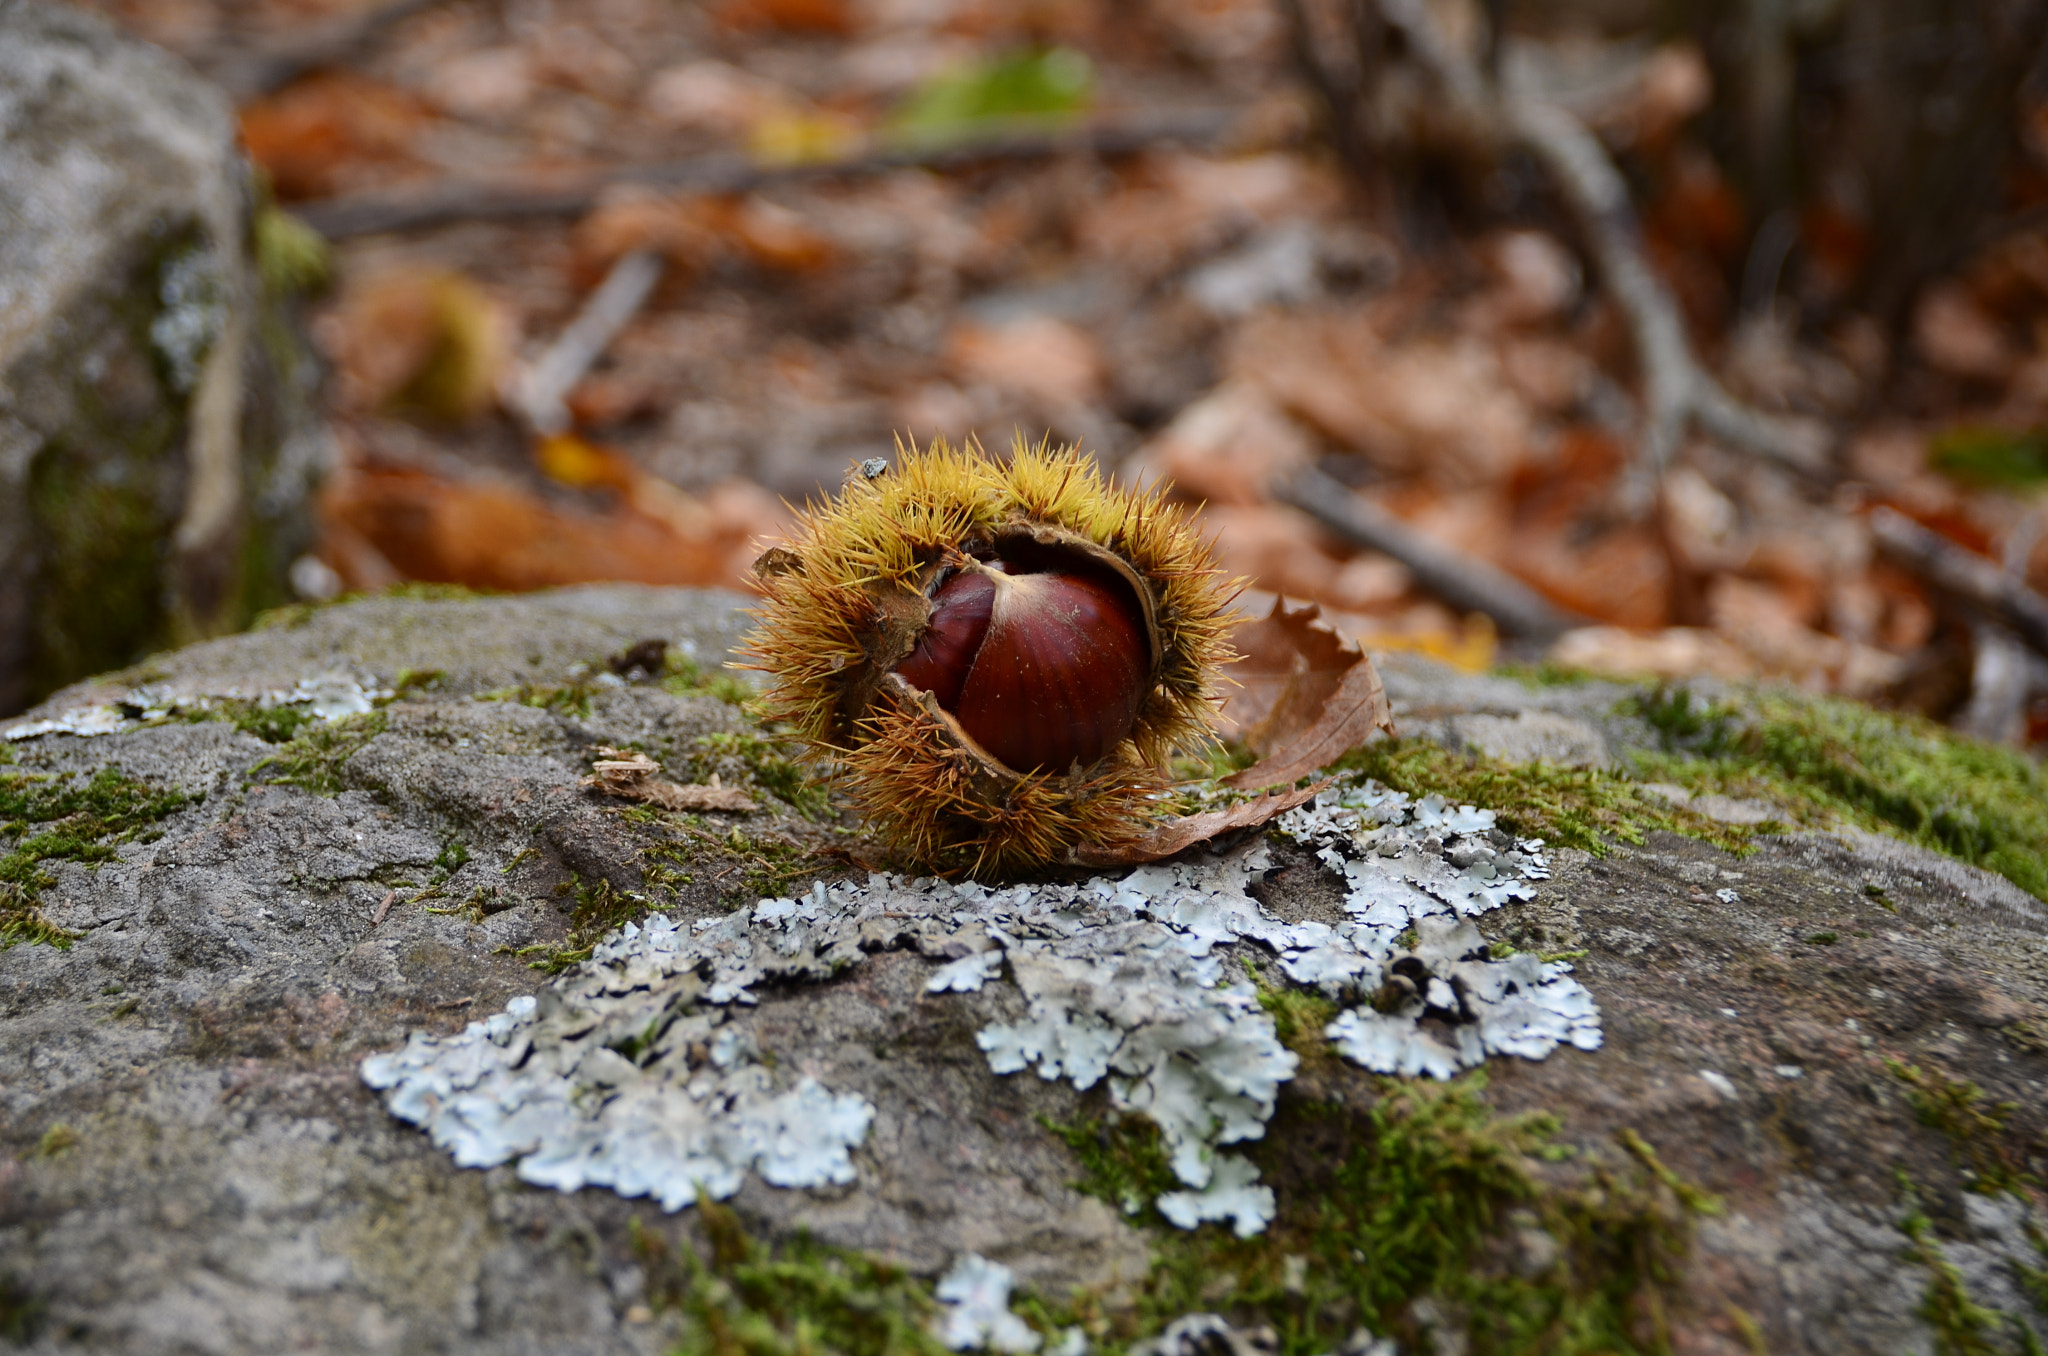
left=1, top=587, right=2044, bottom=1355
left=0, top=0, right=325, bottom=716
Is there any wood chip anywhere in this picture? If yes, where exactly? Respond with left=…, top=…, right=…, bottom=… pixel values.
left=371, top=888, right=396, bottom=926
left=580, top=746, right=758, bottom=813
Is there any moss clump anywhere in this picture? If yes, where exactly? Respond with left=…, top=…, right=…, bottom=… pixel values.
left=1332, top=741, right=1755, bottom=857
left=475, top=677, right=601, bottom=718
left=1896, top=1184, right=2044, bottom=1356
left=0, top=766, right=194, bottom=949
left=1246, top=959, right=1340, bottom=1071
left=1047, top=1073, right=1717, bottom=1355
left=181, top=699, right=317, bottom=745
left=1886, top=1062, right=2037, bottom=1197
left=691, top=731, right=831, bottom=819
left=1631, top=686, right=2048, bottom=902
left=252, top=582, right=488, bottom=631
left=249, top=711, right=387, bottom=794
left=635, top=1201, right=949, bottom=1356
left=1495, top=662, right=1603, bottom=689
left=662, top=652, right=755, bottom=707
left=506, top=873, right=646, bottom=974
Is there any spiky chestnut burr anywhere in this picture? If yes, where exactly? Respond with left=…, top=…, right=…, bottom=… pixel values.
left=742, top=438, right=1236, bottom=877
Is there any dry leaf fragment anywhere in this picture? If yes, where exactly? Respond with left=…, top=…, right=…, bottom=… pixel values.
left=1071, top=781, right=1330, bottom=867
left=581, top=748, right=758, bottom=813
left=1221, top=596, right=1395, bottom=790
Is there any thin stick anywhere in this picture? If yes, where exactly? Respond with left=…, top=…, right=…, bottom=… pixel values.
left=203, top=0, right=447, bottom=99
left=1870, top=506, right=2048, bottom=659
left=293, top=108, right=1240, bottom=239
left=514, top=249, right=665, bottom=436
left=1275, top=466, right=1586, bottom=641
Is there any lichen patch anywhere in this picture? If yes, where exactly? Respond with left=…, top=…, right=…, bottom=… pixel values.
left=360, top=775, right=1601, bottom=1240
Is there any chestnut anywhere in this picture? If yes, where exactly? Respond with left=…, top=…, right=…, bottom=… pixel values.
left=744, top=439, right=1235, bottom=876
left=894, top=558, right=1152, bottom=774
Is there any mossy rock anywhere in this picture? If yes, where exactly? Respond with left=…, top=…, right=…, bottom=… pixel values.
left=0, top=1, right=324, bottom=716
left=1, top=587, right=2044, bottom=1355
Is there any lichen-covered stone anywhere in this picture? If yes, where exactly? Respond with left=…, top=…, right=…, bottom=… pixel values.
left=0, top=586, right=2043, bottom=1355
left=0, top=0, right=325, bottom=716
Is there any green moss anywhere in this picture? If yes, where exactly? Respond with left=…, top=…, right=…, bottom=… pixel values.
left=0, top=766, right=193, bottom=949
left=1045, top=1073, right=1716, bottom=1355
left=2016, top=1221, right=2048, bottom=1316
left=476, top=677, right=602, bottom=719
left=1331, top=741, right=1755, bottom=857
left=636, top=1202, right=949, bottom=1356
left=1253, top=976, right=1341, bottom=1070
left=1899, top=1193, right=2035, bottom=1356
left=691, top=732, right=830, bottom=819
left=1631, top=687, right=2048, bottom=902
left=249, top=711, right=388, bottom=794
left=27, top=426, right=176, bottom=705
left=254, top=205, right=331, bottom=297
left=1887, top=1062, right=2036, bottom=1196
left=504, top=873, right=649, bottom=974
left=189, top=700, right=317, bottom=745
left=1495, top=662, right=1603, bottom=689
left=1929, top=426, right=2048, bottom=492
left=252, top=583, right=487, bottom=631
left=662, top=653, right=755, bottom=707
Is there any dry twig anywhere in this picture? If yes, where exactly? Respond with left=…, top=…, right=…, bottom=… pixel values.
left=1276, top=466, right=1585, bottom=641
left=201, top=0, right=448, bottom=99
left=294, top=108, right=1239, bottom=239
left=514, top=249, right=666, bottom=436
left=1870, top=507, right=2048, bottom=660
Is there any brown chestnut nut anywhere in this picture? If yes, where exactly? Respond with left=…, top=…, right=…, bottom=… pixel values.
left=894, top=559, right=1151, bottom=774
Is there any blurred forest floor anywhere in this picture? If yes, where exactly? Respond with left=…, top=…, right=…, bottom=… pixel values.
left=71, top=0, right=2048, bottom=753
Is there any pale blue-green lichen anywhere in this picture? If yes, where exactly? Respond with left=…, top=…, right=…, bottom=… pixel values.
left=358, top=776, right=1598, bottom=1243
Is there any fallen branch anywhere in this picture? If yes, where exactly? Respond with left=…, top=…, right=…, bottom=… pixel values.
left=1310, top=0, right=1830, bottom=500
left=293, top=108, right=1240, bottom=239
left=1869, top=506, right=2048, bottom=659
left=514, top=248, right=665, bottom=436
left=201, top=0, right=448, bottom=99
left=1275, top=466, right=1587, bottom=641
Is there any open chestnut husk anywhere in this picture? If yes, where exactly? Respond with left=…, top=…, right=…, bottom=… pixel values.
left=743, top=439, right=1236, bottom=876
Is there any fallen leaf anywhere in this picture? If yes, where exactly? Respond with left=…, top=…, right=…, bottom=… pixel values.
left=1121, top=382, right=1310, bottom=506
left=317, top=460, right=777, bottom=593
left=644, top=60, right=800, bottom=135
left=947, top=314, right=1104, bottom=408
left=574, top=187, right=722, bottom=273
left=1220, top=596, right=1395, bottom=790
left=238, top=72, right=432, bottom=201
left=1914, top=284, right=2016, bottom=383
left=1226, top=311, right=1532, bottom=487
left=581, top=749, right=758, bottom=812
left=714, top=0, right=854, bottom=35
left=1071, top=781, right=1329, bottom=867
left=720, top=198, right=837, bottom=272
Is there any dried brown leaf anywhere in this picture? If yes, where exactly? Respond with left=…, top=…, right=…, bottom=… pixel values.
left=1221, top=596, right=1394, bottom=790
left=1071, top=781, right=1330, bottom=868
